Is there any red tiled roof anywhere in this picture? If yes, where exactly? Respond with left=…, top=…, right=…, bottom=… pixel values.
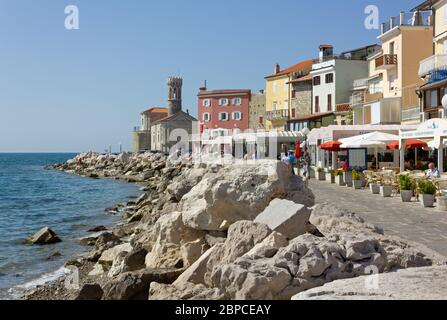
left=141, top=107, right=168, bottom=115
left=288, top=74, right=313, bottom=84
left=198, top=89, right=251, bottom=96
left=265, top=59, right=314, bottom=79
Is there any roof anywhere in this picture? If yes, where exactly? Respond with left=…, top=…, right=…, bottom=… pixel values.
left=265, top=59, right=314, bottom=79
left=412, top=0, right=439, bottom=11
left=287, top=74, right=313, bottom=84
left=151, top=111, right=197, bottom=125
left=288, top=112, right=334, bottom=122
left=198, top=89, right=251, bottom=97
left=141, top=107, right=168, bottom=115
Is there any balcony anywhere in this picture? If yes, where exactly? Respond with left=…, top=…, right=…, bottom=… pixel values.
left=349, top=93, right=365, bottom=108
left=365, top=92, right=384, bottom=102
left=265, top=109, right=289, bottom=121
left=419, top=54, right=447, bottom=84
left=381, top=11, right=432, bottom=35
left=375, top=54, right=397, bottom=70
left=353, top=78, right=368, bottom=89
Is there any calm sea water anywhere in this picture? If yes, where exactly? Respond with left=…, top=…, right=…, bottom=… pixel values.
left=0, top=153, right=140, bottom=297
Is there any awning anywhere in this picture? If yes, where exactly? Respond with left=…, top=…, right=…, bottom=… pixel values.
left=387, top=139, right=427, bottom=150
left=320, top=141, right=342, bottom=152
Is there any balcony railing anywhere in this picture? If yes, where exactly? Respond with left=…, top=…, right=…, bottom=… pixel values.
left=375, top=54, right=397, bottom=69
left=381, top=10, right=432, bottom=34
left=353, top=78, right=368, bottom=89
left=419, top=54, right=447, bottom=78
left=349, top=93, right=365, bottom=108
left=365, top=92, right=384, bottom=102
left=265, top=109, right=289, bottom=121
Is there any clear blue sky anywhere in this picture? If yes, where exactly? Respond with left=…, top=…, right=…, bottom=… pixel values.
left=0, top=0, right=423, bottom=152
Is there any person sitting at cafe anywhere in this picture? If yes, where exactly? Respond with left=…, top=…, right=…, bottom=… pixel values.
left=426, top=162, right=440, bottom=179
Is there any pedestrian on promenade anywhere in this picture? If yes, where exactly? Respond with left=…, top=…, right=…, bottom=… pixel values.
left=426, top=162, right=440, bottom=179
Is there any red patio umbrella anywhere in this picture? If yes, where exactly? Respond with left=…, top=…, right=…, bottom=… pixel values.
left=387, top=139, right=427, bottom=150
left=295, top=142, right=301, bottom=159
left=320, top=141, right=342, bottom=152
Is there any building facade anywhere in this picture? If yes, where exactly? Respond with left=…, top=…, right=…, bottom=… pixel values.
left=264, top=60, right=314, bottom=131
left=416, top=0, right=447, bottom=119
left=311, top=44, right=376, bottom=118
left=132, top=107, right=168, bottom=153
left=150, top=77, right=197, bottom=153
left=352, top=10, right=433, bottom=125
left=249, top=90, right=266, bottom=131
left=197, top=88, right=251, bottom=134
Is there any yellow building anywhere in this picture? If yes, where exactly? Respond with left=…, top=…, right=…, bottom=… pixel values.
left=352, top=10, right=433, bottom=125
left=264, top=60, right=313, bottom=131
left=416, top=0, right=447, bottom=119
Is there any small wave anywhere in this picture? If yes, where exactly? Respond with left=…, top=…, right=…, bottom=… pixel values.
left=16, top=266, right=70, bottom=290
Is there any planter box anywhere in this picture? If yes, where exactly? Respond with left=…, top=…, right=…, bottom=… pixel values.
left=370, top=184, right=380, bottom=194
left=380, top=186, right=393, bottom=197
left=317, top=172, right=325, bottom=181
left=325, top=173, right=335, bottom=184
left=335, top=175, right=345, bottom=186
left=420, top=194, right=435, bottom=208
left=400, top=190, right=413, bottom=202
left=437, top=196, right=447, bottom=211
left=353, top=180, right=363, bottom=190
left=344, top=172, right=352, bottom=187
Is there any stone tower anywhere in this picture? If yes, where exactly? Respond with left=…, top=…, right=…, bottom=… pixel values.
left=167, top=76, right=183, bottom=116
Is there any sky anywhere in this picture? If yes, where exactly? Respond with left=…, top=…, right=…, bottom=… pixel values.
left=0, top=0, right=425, bottom=152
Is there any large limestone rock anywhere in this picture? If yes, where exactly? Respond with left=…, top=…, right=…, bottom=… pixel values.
left=149, top=281, right=227, bottom=300
left=292, top=266, right=447, bottom=300
left=210, top=232, right=442, bottom=300
left=102, top=268, right=182, bottom=300
left=26, top=227, right=61, bottom=245
left=166, top=167, right=208, bottom=202
left=98, top=243, right=133, bottom=269
left=181, top=162, right=312, bottom=231
left=144, top=212, right=207, bottom=269
left=254, top=199, right=311, bottom=239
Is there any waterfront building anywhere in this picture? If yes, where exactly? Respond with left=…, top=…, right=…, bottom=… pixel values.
left=150, top=77, right=197, bottom=153
left=249, top=90, right=266, bottom=131
left=197, top=87, right=251, bottom=134
left=416, top=0, right=447, bottom=120
left=352, top=10, right=433, bottom=125
left=132, top=107, right=168, bottom=153
left=264, top=59, right=314, bottom=131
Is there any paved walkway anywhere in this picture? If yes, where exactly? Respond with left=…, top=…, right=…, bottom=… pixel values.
left=309, top=180, right=447, bottom=257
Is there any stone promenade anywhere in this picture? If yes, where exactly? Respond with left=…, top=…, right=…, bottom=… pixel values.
left=309, top=179, right=447, bottom=256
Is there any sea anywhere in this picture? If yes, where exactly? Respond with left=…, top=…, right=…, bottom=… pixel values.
left=0, top=153, right=140, bottom=299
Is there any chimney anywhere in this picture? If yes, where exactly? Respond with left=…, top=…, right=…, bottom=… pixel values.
left=259, top=89, right=265, bottom=94
left=275, top=63, right=281, bottom=74
left=199, top=80, right=207, bottom=92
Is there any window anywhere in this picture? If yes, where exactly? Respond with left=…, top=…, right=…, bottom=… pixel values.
left=272, top=101, right=277, bottom=111
left=259, top=116, right=264, bottom=125
left=313, top=76, right=321, bottom=86
left=202, top=99, right=211, bottom=107
left=232, top=98, right=242, bottom=106
left=272, top=82, right=277, bottom=93
left=219, top=112, right=229, bottom=121
left=315, top=96, right=320, bottom=113
left=284, top=100, right=289, bottom=110
left=325, top=73, right=334, bottom=84
left=202, top=112, right=211, bottom=122
left=284, top=81, right=289, bottom=92
left=389, top=42, right=395, bottom=55
left=232, top=112, right=242, bottom=120
left=291, top=108, right=296, bottom=118
left=327, top=94, right=332, bottom=111
left=219, top=98, right=229, bottom=106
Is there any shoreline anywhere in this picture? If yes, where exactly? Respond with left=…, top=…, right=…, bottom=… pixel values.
left=3, top=156, right=145, bottom=300
left=20, top=152, right=447, bottom=300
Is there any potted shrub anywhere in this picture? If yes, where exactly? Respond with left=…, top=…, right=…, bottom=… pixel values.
left=316, top=167, right=325, bottom=181
left=334, top=169, right=345, bottom=186
left=380, top=184, right=393, bottom=197
left=325, top=170, right=335, bottom=184
left=399, top=175, right=414, bottom=202
left=351, top=170, right=363, bottom=190
left=370, top=183, right=380, bottom=195
left=344, top=170, right=352, bottom=187
left=418, top=179, right=437, bottom=208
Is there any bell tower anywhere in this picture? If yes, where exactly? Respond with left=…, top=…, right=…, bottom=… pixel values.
left=167, top=76, right=183, bottom=116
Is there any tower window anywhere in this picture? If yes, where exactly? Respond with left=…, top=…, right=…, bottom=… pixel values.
left=219, top=98, right=229, bottom=106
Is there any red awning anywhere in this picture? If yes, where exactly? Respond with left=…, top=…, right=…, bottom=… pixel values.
left=387, top=139, right=428, bottom=150
left=320, top=141, right=342, bottom=152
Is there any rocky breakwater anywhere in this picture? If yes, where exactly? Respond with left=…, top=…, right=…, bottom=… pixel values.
left=33, top=153, right=446, bottom=301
